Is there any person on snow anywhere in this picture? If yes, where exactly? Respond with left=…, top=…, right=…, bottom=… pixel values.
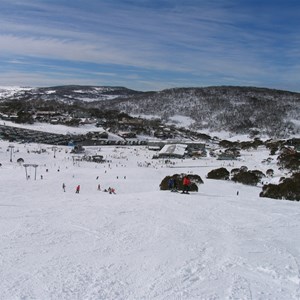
left=182, top=176, right=191, bottom=194
left=168, top=178, right=174, bottom=190
left=62, top=183, right=66, bottom=192
left=172, top=177, right=178, bottom=192
left=108, top=187, right=116, bottom=194
left=75, top=185, right=80, bottom=194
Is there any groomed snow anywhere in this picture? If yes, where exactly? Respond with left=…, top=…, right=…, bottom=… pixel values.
left=0, top=121, right=125, bottom=141
left=0, top=140, right=300, bottom=299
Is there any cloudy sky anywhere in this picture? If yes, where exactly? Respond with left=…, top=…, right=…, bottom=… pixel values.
left=0, top=0, right=299, bottom=91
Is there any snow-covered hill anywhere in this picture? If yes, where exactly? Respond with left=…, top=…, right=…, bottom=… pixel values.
left=1, top=85, right=300, bottom=138
left=0, top=139, right=299, bottom=299
left=0, top=85, right=141, bottom=103
left=106, top=86, right=300, bottom=137
left=0, top=86, right=33, bottom=99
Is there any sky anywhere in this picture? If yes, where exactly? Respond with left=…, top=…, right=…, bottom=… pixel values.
left=0, top=0, right=299, bottom=91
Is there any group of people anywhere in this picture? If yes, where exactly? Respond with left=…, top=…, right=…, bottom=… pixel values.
left=62, top=183, right=116, bottom=194
left=168, top=175, right=191, bottom=194
left=104, top=187, right=116, bottom=194
left=63, top=175, right=192, bottom=195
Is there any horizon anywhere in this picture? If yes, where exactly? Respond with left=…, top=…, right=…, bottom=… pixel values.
left=1, top=84, right=299, bottom=94
left=0, top=0, right=300, bottom=92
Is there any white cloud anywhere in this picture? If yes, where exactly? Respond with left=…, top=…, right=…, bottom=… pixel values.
left=0, top=1, right=299, bottom=91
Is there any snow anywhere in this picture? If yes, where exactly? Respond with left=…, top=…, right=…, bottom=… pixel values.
left=130, top=113, right=161, bottom=120
left=76, top=95, right=120, bottom=102
left=290, top=119, right=300, bottom=136
left=0, top=86, right=33, bottom=98
left=198, top=128, right=271, bottom=142
left=45, top=90, right=56, bottom=94
left=167, top=115, right=195, bottom=127
left=0, top=139, right=300, bottom=299
left=0, top=86, right=122, bottom=103
left=1, top=121, right=108, bottom=136
left=131, top=114, right=196, bottom=128
left=0, top=86, right=32, bottom=92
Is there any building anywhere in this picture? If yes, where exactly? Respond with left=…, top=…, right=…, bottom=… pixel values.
left=157, top=144, right=187, bottom=158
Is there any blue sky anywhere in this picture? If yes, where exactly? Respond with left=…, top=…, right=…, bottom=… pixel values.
left=0, top=0, right=299, bottom=91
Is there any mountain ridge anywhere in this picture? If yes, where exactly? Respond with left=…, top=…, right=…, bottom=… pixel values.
left=1, top=85, right=300, bottom=138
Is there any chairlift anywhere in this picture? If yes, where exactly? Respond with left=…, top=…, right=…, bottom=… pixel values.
left=23, top=164, right=39, bottom=180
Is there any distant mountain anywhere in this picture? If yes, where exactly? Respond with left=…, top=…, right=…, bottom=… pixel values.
left=0, top=85, right=142, bottom=103
left=1, top=85, right=300, bottom=138
left=0, top=86, right=33, bottom=99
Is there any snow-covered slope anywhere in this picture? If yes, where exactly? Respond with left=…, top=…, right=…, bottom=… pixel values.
left=109, top=86, right=300, bottom=137
left=0, top=139, right=299, bottom=299
left=0, top=85, right=140, bottom=102
left=0, top=86, right=33, bottom=99
left=0, top=120, right=124, bottom=141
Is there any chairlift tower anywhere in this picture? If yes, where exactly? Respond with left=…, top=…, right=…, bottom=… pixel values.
left=23, top=164, right=38, bottom=180
left=51, top=146, right=58, bottom=158
left=8, top=145, right=15, bottom=162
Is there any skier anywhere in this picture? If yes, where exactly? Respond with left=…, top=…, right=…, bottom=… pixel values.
left=97, top=184, right=101, bottom=191
left=182, top=176, right=191, bottom=194
left=62, top=183, right=66, bottom=192
left=75, top=185, right=80, bottom=194
left=108, top=187, right=116, bottom=194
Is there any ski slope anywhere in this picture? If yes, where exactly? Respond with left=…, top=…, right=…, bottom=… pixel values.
left=0, top=140, right=299, bottom=299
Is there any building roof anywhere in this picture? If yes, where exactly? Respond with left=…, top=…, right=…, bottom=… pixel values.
left=158, top=144, right=187, bottom=157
